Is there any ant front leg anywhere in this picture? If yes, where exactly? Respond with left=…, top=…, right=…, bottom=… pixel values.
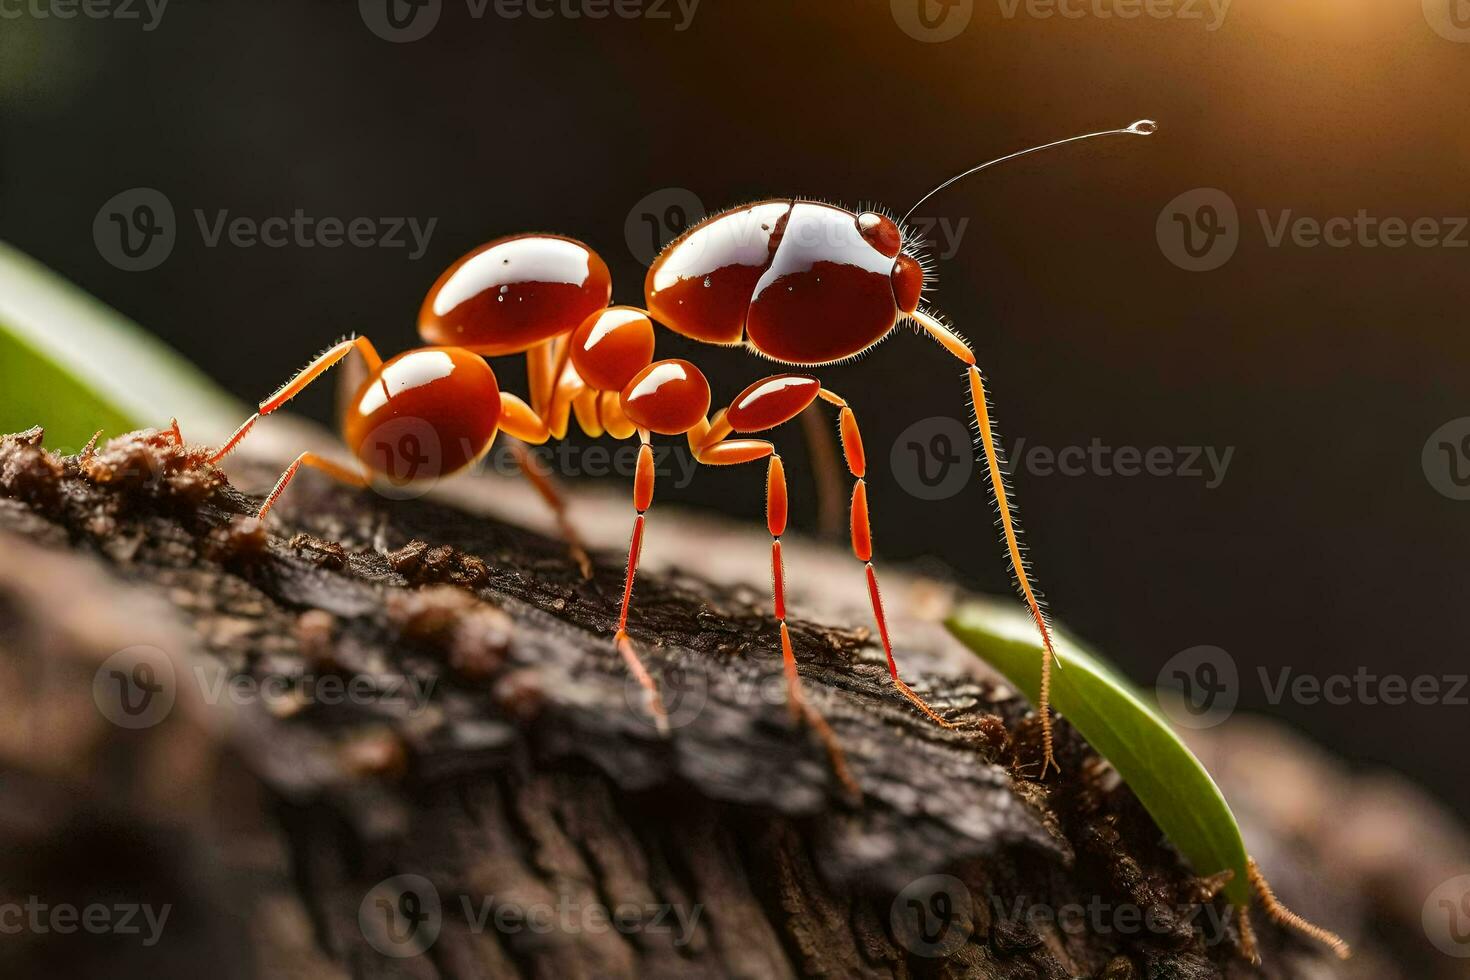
left=498, top=391, right=593, bottom=579
left=913, top=309, right=1062, bottom=775
left=258, top=452, right=369, bottom=519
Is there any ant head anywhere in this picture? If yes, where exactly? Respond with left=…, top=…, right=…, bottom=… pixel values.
left=857, top=211, right=925, bottom=315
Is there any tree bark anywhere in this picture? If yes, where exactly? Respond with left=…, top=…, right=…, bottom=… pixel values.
left=0, top=426, right=1459, bottom=978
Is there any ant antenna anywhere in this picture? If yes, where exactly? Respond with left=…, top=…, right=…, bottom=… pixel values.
left=900, top=119, right=1158, bottom=225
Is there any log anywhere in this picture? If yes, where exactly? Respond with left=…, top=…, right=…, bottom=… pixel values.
left=0, top=425, right=1460, bottom=978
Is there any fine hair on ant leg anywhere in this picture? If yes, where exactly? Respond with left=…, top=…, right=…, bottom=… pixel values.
left=900, top=119, right=1159, bottom=774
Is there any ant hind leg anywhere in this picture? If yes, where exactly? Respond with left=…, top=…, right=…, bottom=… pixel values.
left=499, top=392, right=593, bottom=579
left=693, top=435, right=859, bottom=797
left=258, top=452, right=368, bottom=519
left=209, top=335, right=383, bottom=466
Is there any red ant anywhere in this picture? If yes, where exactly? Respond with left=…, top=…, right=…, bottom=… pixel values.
left=202, top=120, right=1158, bottom=787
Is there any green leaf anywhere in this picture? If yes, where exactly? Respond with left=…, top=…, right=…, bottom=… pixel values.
left=0, top=241, right=244, bottom=449
left=946, top=600, right=1251, bottom=906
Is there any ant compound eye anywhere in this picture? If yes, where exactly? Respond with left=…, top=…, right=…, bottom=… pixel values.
left=856, top=211, right=902, bottom=258
left=891, top=253, right=924, bottom=314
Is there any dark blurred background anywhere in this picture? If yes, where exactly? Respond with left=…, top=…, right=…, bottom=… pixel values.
left=2, top=1, right=1467, bottom=816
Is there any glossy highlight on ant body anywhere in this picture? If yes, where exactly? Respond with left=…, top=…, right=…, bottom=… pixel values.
left=202, top=120, right=1158, bottom=787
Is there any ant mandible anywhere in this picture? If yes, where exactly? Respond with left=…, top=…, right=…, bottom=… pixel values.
left=204, top=119, right=1157, bottom=787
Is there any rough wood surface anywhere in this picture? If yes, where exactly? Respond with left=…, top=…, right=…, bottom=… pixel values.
left=0, top=425, right=1461, bottom=979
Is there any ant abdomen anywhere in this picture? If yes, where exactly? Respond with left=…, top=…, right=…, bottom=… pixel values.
left=342, top=347, right=502, bottom=481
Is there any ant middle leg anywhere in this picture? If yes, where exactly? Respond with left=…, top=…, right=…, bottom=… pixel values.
left=814, top=389, right=957, bottom=730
